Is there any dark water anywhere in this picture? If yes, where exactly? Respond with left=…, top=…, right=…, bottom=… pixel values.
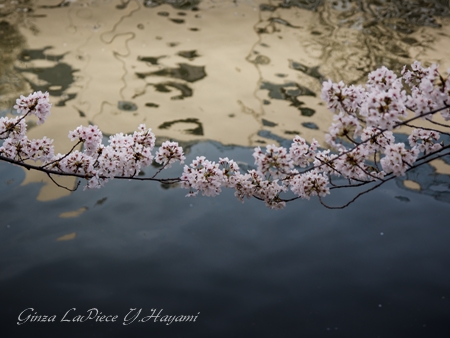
left=1, top=142, right=450, bottom=338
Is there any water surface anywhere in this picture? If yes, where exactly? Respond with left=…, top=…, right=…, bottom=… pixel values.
left=1, top=1, right=450, bottom=337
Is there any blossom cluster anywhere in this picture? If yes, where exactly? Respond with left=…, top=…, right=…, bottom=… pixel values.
left=155, top=141, right=186, bottom=168
left=1, top=92, right=186, bottom=189
left=0, top=61, right=449, bottom=209
left=13, top=91, right=52, bottom=124
left=319, top=61, right=448, bottom=181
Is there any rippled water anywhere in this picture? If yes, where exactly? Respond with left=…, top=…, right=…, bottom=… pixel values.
left=1, top=1, right=450, bottom=337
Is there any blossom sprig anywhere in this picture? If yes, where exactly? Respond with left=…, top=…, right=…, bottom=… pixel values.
left=288, top=169, right=330, bottom=201
left=68, top=125, right=103, bottom=156
left=0, top=94, right=184, bottom=190
left=402, top=61, right=450, bottom=119
left=408, top=129, right=442, bottom=155
left=0, top=116, right=27, bottom=141
left=181, top=156, right=224, bottom=197
left=380, top=143, right=419, bottom=176
left=1, top=61, right=449, bottom=209
left=289, top=136, right=319, bottom=168
left=13, top=91, right=52, bottom=124
left=155, top=141, right=186, bottom=168
left=218, top=157, right=241, bottom=187
left=253, top=144, right=292, bottom=179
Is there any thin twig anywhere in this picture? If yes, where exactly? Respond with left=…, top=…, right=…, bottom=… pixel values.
left=403, top=122, right=450, bottom=137
left=41, top=140, right=83, bottom=168
left=426, top=118, right=450, bottom=129
left=47, top=173, right=80, bottom=192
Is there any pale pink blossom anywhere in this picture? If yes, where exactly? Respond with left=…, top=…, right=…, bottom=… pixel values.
left=69, top=125, right=103, bottom=156
left=253, top=145, right=292, bottom=179
left=380, top=143, right=419, bottom=176
left=181, top=156, right=224, bottom=197
left=408, top=129, right=442, bottom=155
left=0, top=116, right=27, bottom=140
left=13, top=91, right=51, bottom=124
left=289, top=136, right=319, bottom=167
left=155, top=141, right=185, bottom=168
left=289, top=169, right=330, bottom=200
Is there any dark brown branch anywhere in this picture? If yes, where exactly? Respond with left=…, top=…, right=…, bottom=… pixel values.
left=0, top=155, right=182, bottom=184
left=151, top=156, right=174, bottom=179
left=425, top=118, right=450, bottom=129
left=403, top=122, right=450, bottom=137
left=344, top=133, right=360, bottom=145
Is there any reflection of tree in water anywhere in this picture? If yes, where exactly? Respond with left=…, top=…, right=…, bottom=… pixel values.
left=397, top=161, right=450, bottom=204
left=142, top=0, right=201, bottom=10
left=0, top=0, right=44, bottom=110
left=257, top=0, right=450, bottom=85
left=14, top=47, right=78, bottom=106
left=312, top=0, right=449, bottom=83
left=266, top=0, right=323, bottom=11
left=135, top=59, right=206, bottom=101
left=0, top=21, right=27, bottom=111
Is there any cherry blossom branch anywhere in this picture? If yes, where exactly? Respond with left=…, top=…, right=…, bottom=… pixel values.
left=1, top=61, right=449, bottom=209
left=0, top=154, right=183, bottom=184
left=318, top=149, right=450, bottom=209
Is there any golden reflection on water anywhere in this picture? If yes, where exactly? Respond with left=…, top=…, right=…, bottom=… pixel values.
left=59, top=206, right=88, bottom=218
left=403, top=179, right=421, bottom=191
left=1, top=0, right=450, bottom=200
left=56, top=232, right=77, bottom=241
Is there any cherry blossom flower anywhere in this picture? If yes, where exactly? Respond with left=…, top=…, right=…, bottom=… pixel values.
left=25, top=136, right=54, bottom=162
left=0, top=116, right=27, bottom=140
left=313, top=149, right=339, bottom=175
left=253, top=145, right=292, bottom=179
left=133, top=124, right=156, bottom=149
left=69, top=125, right=103, bottom=156
left=380, top=143, right=419, bottom=176
left=53, top=151, right=96, bottom=176
left=289, top=136, right=319, bottom=167
left=181, top=156, right=224, bottom=197
left=408, top=129, right=442, bottom=155
left=0, top=137, right=27, bottom=160
left=289, top=169, right=330, bottom=200
left=232, top=171, right=255, bottom=202
left=155, top=141, right=185, bottom=168
left=245, top=170, right=286, bottom=209
left=360, top=127, right=395, bottom=153
left=321, top=81, right=365, bottom=115
left=334, top=147, right=372, bottom=181
left=13, top=91, right=51, bottom=124
left=359, top=87, right=408, bottom=130
left=327, top=112, right=362, bottom=149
